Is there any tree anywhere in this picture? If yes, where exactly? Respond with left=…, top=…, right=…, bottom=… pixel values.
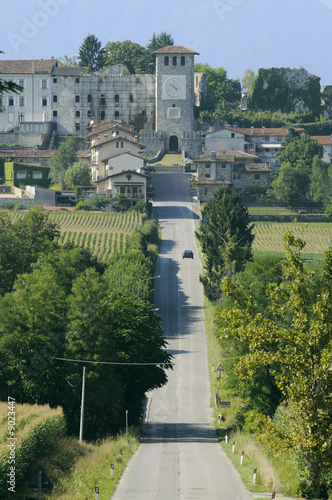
left=49, top=138, right=78, bottom=188
left=57, top=55, right=79, bottom=67
left=0, top=206, right=59, bottom=295
left=197, top=187, right=254, bottom=300
left=146, top=32, right=174, bottom=73
left=194, top=63, right=241, bottom=123
left=310, top=155, right=332, bottom=205
left=64, top=162, right=92, bottom=189
left=219, top=232, right=332, bottom=497
left=78, top=34, right=106, bottom=72
left=270, top=135, right=324, bottom=205
left=241, top=69, right=256, bottom=94
left=104, top=41, right=148, bottom=74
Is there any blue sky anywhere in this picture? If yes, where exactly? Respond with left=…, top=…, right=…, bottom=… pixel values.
left=1, top=0, right=332, bottom=86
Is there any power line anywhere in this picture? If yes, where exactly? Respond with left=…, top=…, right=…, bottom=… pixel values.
left=54, top=357, right=169, bottom=366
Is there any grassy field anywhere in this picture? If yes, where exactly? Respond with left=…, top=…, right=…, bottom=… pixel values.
left=153, top=153, right=185, bottom=166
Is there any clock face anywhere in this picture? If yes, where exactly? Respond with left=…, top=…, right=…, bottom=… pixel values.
left=165, top=77, right=184, bottom=98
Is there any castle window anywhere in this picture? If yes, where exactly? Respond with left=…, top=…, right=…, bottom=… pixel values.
left=129, top=94, right=133, bottom=102
left=75, top=77, right=80, bottom=83
left=181, top=56, right=185, bottom=66
left=8, top=96, right=14, bottom=106
left=88, top=94, right=92, bottom=102
left=53, top=77, right=57, bottom=83
left=142, top=110, right=146, bottom=117
left=115, top=111, right=120, bottom=118
left=75, top=123, right=80, bottom=131
left=172, top=56, right=177, bottom=66
left=100, top=95, right=106, bottom=105
left=53, top=110, right=57, bottom=117
left=75, top=95, right=80, bottom=103
left=115, top=94, right=119, bottom=102
left=53, top=94, right=57, bottom=103
left=100, top=110, right=106, bottom=120
left=76, top=110, right=80, bottom=117
left=164, top=56, right=169, bottom=66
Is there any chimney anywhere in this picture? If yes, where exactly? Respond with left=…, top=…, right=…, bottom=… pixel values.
left=262, top=126, right=265, bottom=134
left=251, top=126, right=254, bottom=135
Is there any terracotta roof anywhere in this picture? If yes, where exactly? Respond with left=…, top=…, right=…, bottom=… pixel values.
left=312, top=135, right=332, bottom=145
left=153, top=45, right=199, bottom=55
left=88, top=120, right=135, bottom=137
left=197, top=150, right=260, bottom=162
left=0, top=59, right=56, bottom=75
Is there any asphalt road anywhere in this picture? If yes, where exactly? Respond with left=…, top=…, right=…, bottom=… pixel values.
left=112, top=173, right=250, bottom=500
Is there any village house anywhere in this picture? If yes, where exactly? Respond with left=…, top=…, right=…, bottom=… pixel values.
left=195, top=149, right=271, bottom=202
left=87, top=120, right=144, bottom=181
left=313, top=136, right=332, bottom=163
left=204, top=126, right=303, bottom=171
left=94, top=169, right=149, bottom=203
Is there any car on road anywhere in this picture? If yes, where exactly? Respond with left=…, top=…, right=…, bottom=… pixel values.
left=144, top=165, right=156, bottom=173
left=182, top=250, right=194, bottom=259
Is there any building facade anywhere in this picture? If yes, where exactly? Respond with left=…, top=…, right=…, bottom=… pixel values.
left=0, top=48, right=204, bottom=157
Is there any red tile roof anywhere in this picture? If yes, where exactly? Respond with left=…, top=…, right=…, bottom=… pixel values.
left=0, top=59, right=56, bottom=74
left=88, top=120, right=135, bottom=137
left=153, top=45, right=199, bottom=55
left=312, top=135, right=332, bottom=145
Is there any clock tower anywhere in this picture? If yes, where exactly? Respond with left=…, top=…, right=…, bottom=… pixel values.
left=153, top=45, right=199, bottom=153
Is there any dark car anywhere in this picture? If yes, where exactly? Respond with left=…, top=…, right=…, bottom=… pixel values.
left=145, top=165, right=156, bottom=173
left=182, top=250, right=194, bottom=259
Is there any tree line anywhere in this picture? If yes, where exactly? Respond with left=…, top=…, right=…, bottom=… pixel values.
left=0, top=207, right=172, bottom=440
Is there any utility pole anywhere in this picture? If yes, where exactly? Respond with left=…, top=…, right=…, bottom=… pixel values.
left=79, top=366, right=86, bottom=442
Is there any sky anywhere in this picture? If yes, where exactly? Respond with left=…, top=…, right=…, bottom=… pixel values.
left=1, top=0, right=332, bottom=86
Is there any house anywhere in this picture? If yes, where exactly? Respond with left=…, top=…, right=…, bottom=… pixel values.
left=312, top=136, right=332, bottom=163
left=87, top=120, right=143, bottom=181
left=94, top=170, right=149, bottom=204
left=106, top=151, right=145, bottom=177
left=195, top=150, right=271, bottom=202
left=204, top=126, right=303, bottom=171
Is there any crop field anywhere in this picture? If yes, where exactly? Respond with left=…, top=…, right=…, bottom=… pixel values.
left=252, top=222, right=332, bottom=254
left=48, top=211, right=142, bottom=261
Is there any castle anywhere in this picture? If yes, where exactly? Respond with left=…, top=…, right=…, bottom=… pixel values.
left=0, top=46, right=206, bottom=158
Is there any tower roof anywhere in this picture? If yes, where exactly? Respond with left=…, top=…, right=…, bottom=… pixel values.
left=152, top=45, right=199, bottom=55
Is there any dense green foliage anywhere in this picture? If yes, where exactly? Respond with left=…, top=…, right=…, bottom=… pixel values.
left=219, top=233, right=332, bottom=498
left=0, top=206, right=59, bottom=295
left=250, top=68, right=321, bottom=117
left=63, top=162, right=92, bottom=189
left=269, top=135, right=326, bottom=206
left=197, top=187, right=254, bottom=301
left=49, top=138, right=78, bottom=188
left=0, top=208, right=171, bottom=440
left=78, top=34, right=106, bottom=72
left=4, top=162, right=50, bottom=188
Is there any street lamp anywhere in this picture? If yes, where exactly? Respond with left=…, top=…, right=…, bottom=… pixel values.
left=137, top=275, right=161, bottom=299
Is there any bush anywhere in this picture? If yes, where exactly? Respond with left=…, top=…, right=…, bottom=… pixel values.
left=74, top=201, right=91, bottom=211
